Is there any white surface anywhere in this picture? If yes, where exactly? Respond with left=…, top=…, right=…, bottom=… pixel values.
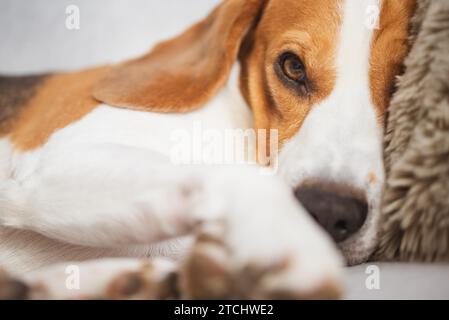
left=346, top=263, right=449, bottom=300
left=1, top=0, right=449, bottom=299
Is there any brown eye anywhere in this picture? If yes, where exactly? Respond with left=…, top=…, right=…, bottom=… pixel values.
left=281, top=53, right=306, bottom=82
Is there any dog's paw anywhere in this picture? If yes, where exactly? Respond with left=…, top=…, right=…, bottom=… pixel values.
left=22, top=258, right=178, bottom=300
left=180, top=173, right=344, bottom=299
left=180, top=227, right=343, bottom=299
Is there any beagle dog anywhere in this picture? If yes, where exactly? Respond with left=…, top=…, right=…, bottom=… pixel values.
left=0, top=0, right=415, bottom=299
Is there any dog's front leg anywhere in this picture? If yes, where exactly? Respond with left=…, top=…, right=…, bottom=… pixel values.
left=0, top=144, right=201, bottom=247
left=1, top=143, right=344, bottom=299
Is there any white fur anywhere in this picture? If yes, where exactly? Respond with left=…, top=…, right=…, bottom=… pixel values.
left=279, top=0, right=384, bottom=264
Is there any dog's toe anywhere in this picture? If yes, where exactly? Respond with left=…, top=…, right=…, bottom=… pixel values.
left=105, top=259, right=179, bottom=300
left=179, top=222, right=343, bottom=300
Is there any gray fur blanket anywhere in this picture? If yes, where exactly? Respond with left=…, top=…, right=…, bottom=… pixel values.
left=376, top=0, right=449, bottom=262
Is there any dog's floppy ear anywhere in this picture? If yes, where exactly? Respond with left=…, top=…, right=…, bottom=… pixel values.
left=93, top=0, right=266, bottom=113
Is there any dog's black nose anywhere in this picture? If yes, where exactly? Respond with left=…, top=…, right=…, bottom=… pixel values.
left=294, top=185, right=368, bottom=243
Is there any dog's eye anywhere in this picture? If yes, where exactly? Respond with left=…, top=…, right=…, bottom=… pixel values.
left=280, top=53, right=306, bottom=82
left=276, top=52, right=310, bottom=96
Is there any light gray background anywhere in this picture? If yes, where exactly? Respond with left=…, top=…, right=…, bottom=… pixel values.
left=0, top=0, right=220, bottom=73
left=1, top=0, right=448, bottom=299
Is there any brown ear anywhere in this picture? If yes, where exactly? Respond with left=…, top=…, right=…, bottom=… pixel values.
left=93, top=0, right=266, bottom=113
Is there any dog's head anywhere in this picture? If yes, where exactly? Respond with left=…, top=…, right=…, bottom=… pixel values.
left=94, top=0, right=416, bottom=264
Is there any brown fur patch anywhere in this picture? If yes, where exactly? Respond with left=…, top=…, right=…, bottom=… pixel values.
left=0, top=269, right=30, bottom=300
left=239, top=0, right=342, bottom=150
left=105, top=263, right=179, bottom=300
left=370, top=0, right=417, bottom=119
left=93, top=0, right=267, bottom=113
left=8, top=66, right=109, bottom=150
left=0, top=74, right=48, bottom=136
left=180, top=242, right=232, bottom=299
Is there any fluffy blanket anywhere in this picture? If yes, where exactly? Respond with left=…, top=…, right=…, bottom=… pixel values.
left=375, top=0, right=449, bottom=262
